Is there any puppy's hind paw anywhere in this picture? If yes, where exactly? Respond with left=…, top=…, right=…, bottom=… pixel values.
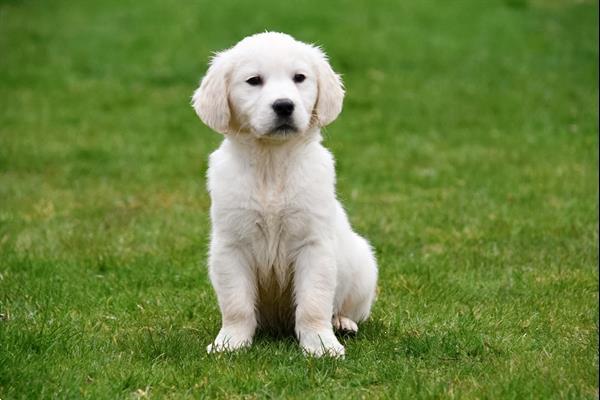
left=332, top=315, right=358, bottom=335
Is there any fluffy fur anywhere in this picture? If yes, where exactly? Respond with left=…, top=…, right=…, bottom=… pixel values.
left=192, top=32, right=377, bottom=357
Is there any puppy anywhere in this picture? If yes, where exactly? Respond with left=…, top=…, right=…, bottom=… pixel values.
left=192, top=32, right=377, bottom=357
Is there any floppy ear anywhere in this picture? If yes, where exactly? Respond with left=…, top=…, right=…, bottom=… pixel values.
left=191, top=51, right=231, bottom=134
left=312, top=46, right=345, bottom=127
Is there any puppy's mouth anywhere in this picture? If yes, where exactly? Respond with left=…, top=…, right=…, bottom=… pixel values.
left=268, top=122, right=298, bottom=136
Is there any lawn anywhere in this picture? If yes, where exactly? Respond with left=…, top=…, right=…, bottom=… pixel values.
left=0, top=0, right=598, bottom=398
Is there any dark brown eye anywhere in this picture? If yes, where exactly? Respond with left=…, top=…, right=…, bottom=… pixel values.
left=293, top=73, right=306, bottom=83
left=246, top=76, right=263, bottom=86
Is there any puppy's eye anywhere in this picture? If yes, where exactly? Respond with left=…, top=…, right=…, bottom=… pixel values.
left=246, top=76, right=263, bottom=86
left=293, top=73, right=306, bottom=83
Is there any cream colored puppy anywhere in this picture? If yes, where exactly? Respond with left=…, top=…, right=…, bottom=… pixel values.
left=192, top=32, right=377, bottom=357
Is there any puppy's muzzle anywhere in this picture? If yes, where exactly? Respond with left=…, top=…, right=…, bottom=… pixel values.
left=270, top=98, right=298, bottom=135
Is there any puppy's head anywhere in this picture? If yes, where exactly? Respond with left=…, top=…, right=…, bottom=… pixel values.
left=192, top=32, right=344, bottom=139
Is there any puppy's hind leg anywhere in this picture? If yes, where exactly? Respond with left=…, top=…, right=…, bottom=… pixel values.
left=335, top=234, right=377, bottom=329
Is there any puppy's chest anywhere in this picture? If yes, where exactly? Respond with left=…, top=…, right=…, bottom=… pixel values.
left=231, top=181, right=307, bottom=287
left=250, top=182, right=307, bottom=246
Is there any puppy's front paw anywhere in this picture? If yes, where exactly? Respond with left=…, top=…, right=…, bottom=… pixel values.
left=298, top=329, right=345, bottom=358
left=207, top=327, right=253, bottom=353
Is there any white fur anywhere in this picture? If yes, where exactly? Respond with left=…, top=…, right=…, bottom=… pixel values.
left=192, top=32, right=377, bottom=358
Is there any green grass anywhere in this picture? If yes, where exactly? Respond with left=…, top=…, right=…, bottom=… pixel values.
left=0, top=0, right=598, bottom=398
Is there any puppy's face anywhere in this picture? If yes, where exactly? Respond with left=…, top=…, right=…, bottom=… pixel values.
left=228, top=46, right=317, bottom=138
left=193, top=32, right=344, bottom=139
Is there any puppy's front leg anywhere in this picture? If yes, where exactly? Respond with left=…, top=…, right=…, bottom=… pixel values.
left=294, top=243, right=345, bottom=358
left=207, top=244, right=257, bottom=353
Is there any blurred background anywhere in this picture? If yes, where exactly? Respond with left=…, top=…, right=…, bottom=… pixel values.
left=0, top=0, right=598, bottom=398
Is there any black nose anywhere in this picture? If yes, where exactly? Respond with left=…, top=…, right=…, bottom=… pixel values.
left=272, top=99, right=294, bottom=117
